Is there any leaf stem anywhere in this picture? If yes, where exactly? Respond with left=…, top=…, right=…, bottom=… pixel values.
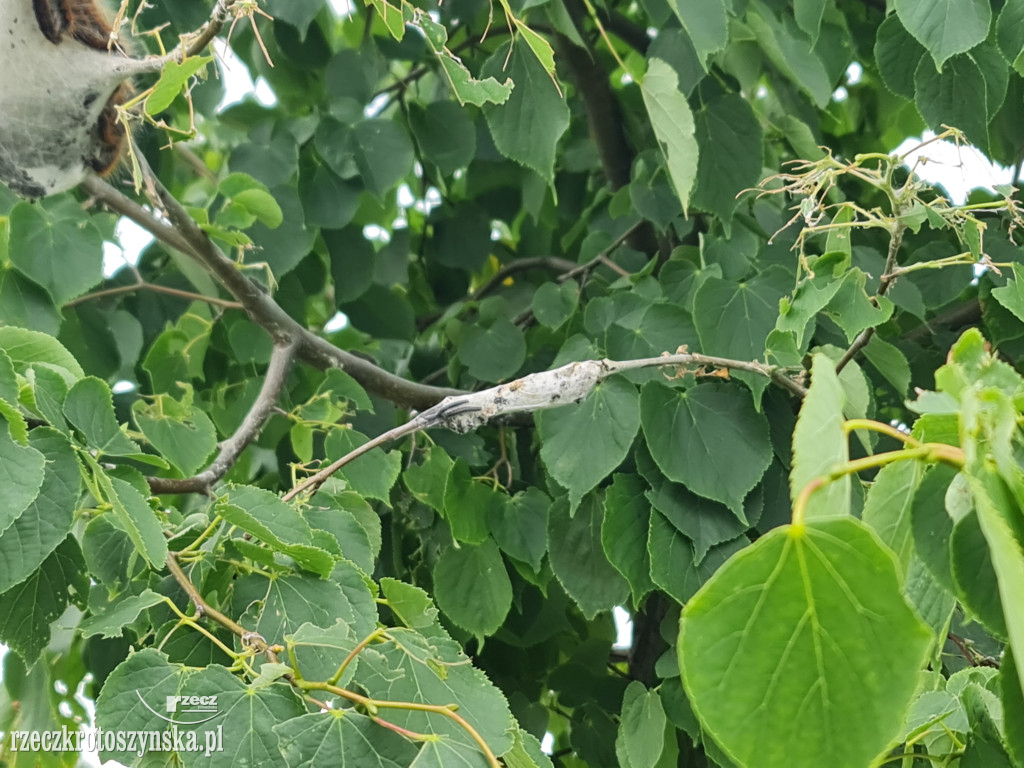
left=792, top=443, right=964, bottom=526
left=298, top=679, right=501, bottom=768
left=328, top=628, right=388, bottom=685
left=842, top=419, right=922, bottom=448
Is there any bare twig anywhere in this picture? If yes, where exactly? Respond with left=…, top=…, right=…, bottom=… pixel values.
left=149, top=340, right=299, bottom=495
left=177, top=0, right=242, bottom=59
left=65, top=278, right=243, bottom=310
left=474, top=256, right=578, bottom=300
left=513, top=224, right=641, bottom=327
left=557, top=223, right=641, bottom=283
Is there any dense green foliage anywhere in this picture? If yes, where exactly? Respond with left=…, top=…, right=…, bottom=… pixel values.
left=2, top=0, right=1024, bottom=766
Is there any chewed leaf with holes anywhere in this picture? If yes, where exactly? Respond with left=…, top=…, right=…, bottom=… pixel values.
left=679, top=518, right=931, bottom=768
left=354, top=627, right=516, bottom=765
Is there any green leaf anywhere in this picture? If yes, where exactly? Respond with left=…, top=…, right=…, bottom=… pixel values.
left=324, top=428, right=401, bottom=503
left=355, top=627, right=516, bottom=759
left=548, top=495, right=629, bottom=619
left=910, top=463, right=959, bottom=592
left=679, top=518, right=932, bottom=768
left=606, top=302, right=699, bottom=365
left=790, top=355, right=849, bottom=521
left=951, top=509, right=1007, bottom=637
left=352, top=119, right=415, bottom=199
left=776, top=272, right=845, bottom=349
left=409, top=101, right=477, bottom=175
left=97, top=650, right=304, bottom=768
left=234, top=564, right=377, bottom=642
left=532, top=282, right=579, bottom=329
left=146, top=56, right=212, bottom=114
left=504, top=730, right=556, bottom=768
left=991, top=263, right=1024, bottom=323
left=666, top=0, right=728, bottom=64
left=538, top=376, right=640, bottom=509
left=794, top=0, right=828, bottom=41
left=8, top=201, right=103, bottom=304
left=418, top=15, right=514, bottom=106
left=0, top=419, right=45, bottom=536
left=862, top=460, right=922, bottom=571
left=79, top=589, right=166, bottom=638
left=1002, top=650, right=1024, bottom=767
left=219, top=485, right=336, bottom=577
left=823, top=268, right=895, bottom=342
left=641, top=59, right=698, bottom=212
left=482, top=42, right=569, bottom=185
left=274, top=710, right=417, bottom=767
left=692, top=94, right=763, bottom=227
left=284, top=619, right=360, bottom=686
left=648, top=509, right=747, bottom=604
left=617, top=681, right=667, bottom=768
left=64, top=377, right=141, bottom=456
left=962, top=465, right=1024, bottom=691
left=247, top=186, right=317, bottom=277
left=490, top=487, right=550, bottom=571
left=133, top=394, right=217, bottom=477
left=647, top=478, right=749, bottom=563
left=305, top=499, right=377, bottom=575
left=379, top=578, right=439, bottom=630
left=459, top=317, right=527, bottom=382
left=694, top=268, right=791, bottom=399
left=442, top=458, right=500, bottom=544
left=404, top=445, right=454, bottom=512
left=232, top=189, right=284, bottom=229
left=862, top=335, right=912, bottom=397
left=82, top=516, right=136, bottom=591
left=997, top=0, right=1024, bottom=75
left=433, top=538, right=512, bottom=638
left=0, top=326, right=83, bottom=380
left=0, top=536, right=87, bottom=663
left=640, top=381, right=771, bottom=518
left=914, top=54, right=989, bottom=150
left=747, top=1, right=832, bottom=107
left=104, top=475, right=168, bottom=569
left=602, top=474, right=656, bottom=603
left=264, top=0, right=322, bottom=37
left=895, top=0, right=992, bottom=70
left=0, top=428, right=78, bottom=593
left=0, top=349, right=17, bottom=406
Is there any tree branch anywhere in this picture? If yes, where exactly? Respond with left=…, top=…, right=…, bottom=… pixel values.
left=553, top=1, right=659, bottom=255
left=65, top=277, right=243, bottom=310
left=282, top=351, right=806, bottom=499
left=148, top=340, right=298, bottom=495
left=903, top=298, right=981, bottom=342
left=81, top=173, right=461, bottom=411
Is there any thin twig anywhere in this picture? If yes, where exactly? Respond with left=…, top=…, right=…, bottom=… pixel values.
left=835, top=218, right=906, bottom=373
left=166, top=553, right=249, bottom=639
left=282, top=419, right=424, bottom=501
left=557, top=223, right=642, bottom=283
left=282, top=351, right=807, bottom=499
left=65, top=279, right=242, bottom=310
